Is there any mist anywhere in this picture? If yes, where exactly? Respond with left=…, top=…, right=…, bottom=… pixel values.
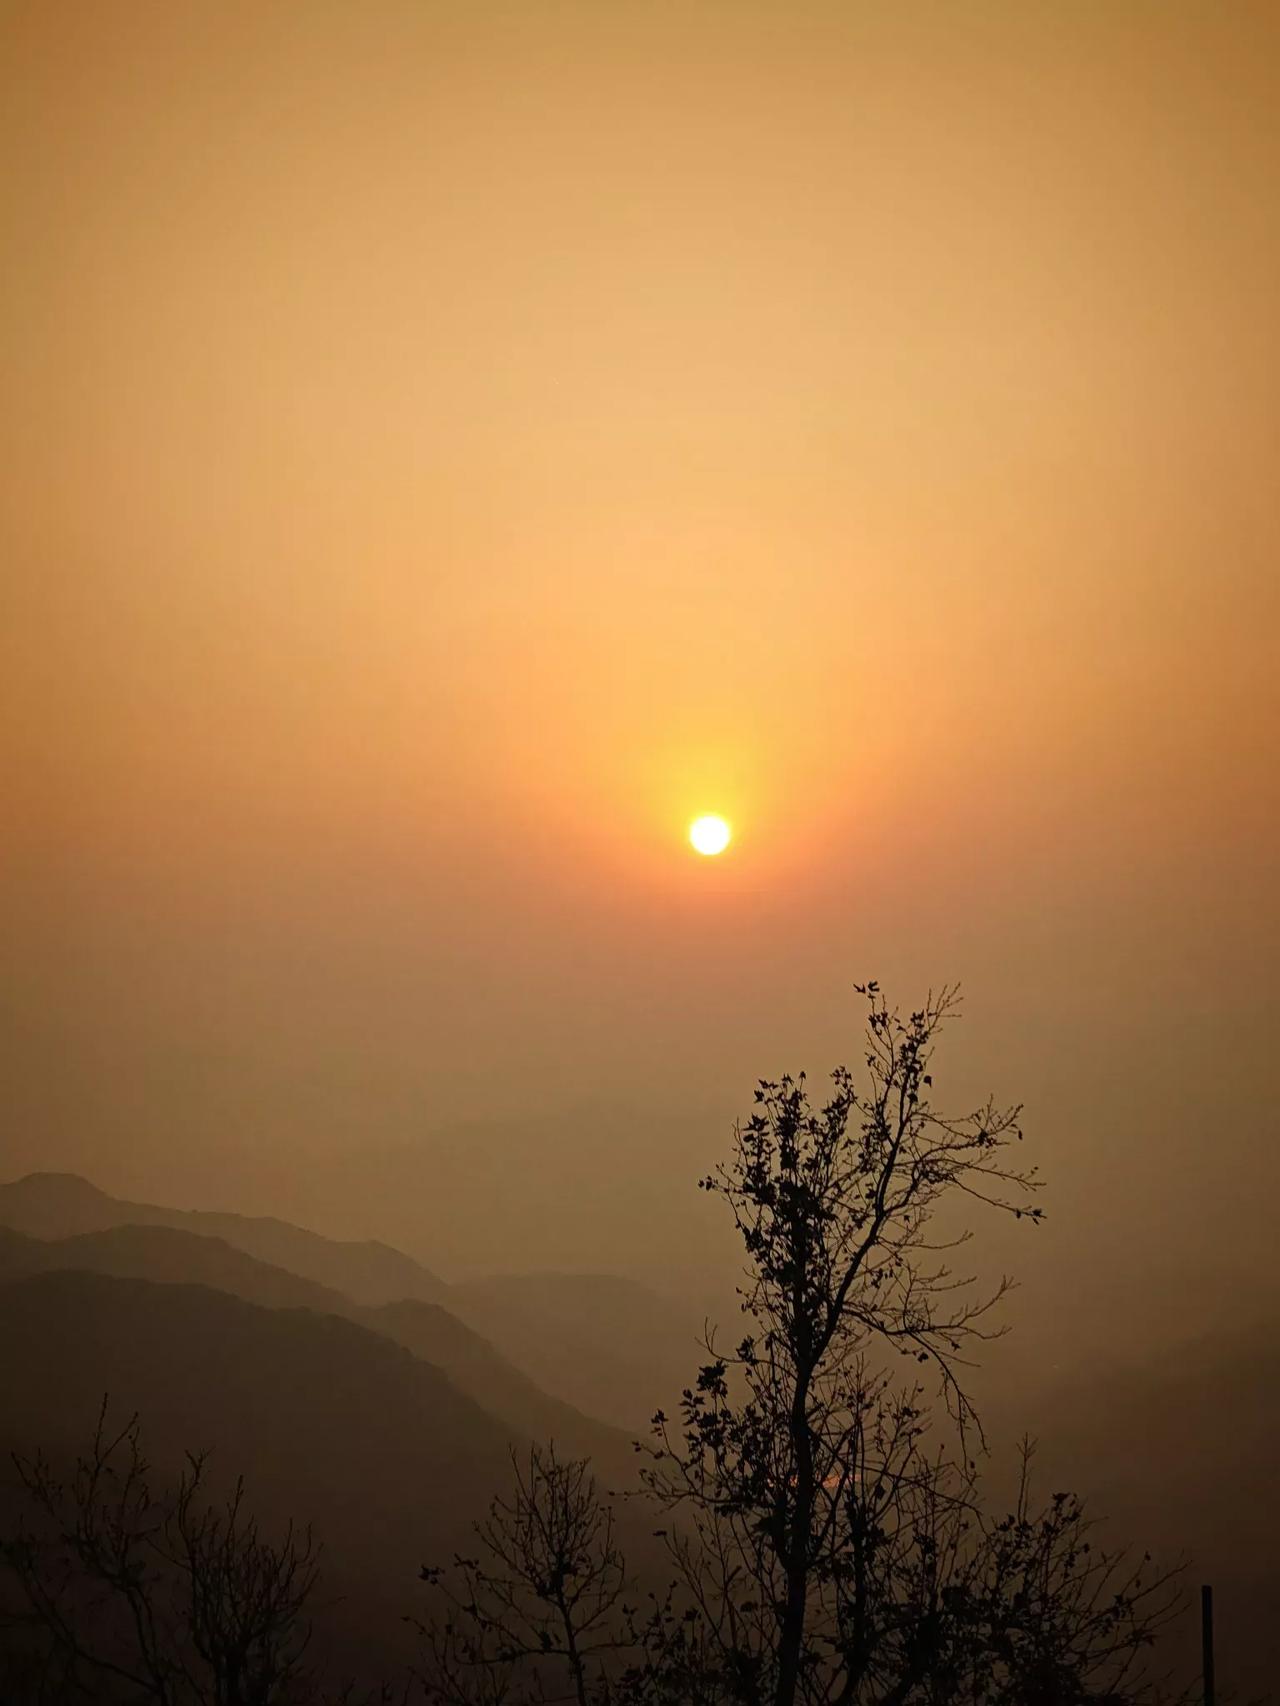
left=1, top=3, right=1277, bottom=1698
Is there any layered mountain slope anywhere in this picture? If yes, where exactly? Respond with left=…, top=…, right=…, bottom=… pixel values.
left=0, top=1174, right=699, bottom=1435
left=362, top=1296, right=633, bottom=1467
left=998, top=1332, right=1280, bottom=1703
left=0, top=1222, right=630, bottom=1466
left=0, top=1270, right=513, bottom=1681
left=0, top=1172, right=442, bottom=1304
left=0, top=1221, right=350, bottom=1313
left=446, top=1270, right=703, bottom=1432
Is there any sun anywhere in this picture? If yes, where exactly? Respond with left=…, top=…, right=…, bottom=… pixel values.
left=689, top=814, right=731, bottom=856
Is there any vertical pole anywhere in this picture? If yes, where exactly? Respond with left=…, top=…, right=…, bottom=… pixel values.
left=1201, top=1583, right=1215, bottom=1706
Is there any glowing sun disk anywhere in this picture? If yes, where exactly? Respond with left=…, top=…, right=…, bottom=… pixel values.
left=689, top=814, right=732, bottom=856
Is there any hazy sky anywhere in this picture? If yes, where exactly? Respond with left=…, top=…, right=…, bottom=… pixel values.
left=2, top=1, right=1277, bottom=1320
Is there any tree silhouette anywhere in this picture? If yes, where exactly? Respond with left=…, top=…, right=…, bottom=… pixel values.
left=0, top=1398, right=320, bottom=1706
left=418, top=985, right=1183, bottom=1706
left=643, top=981, right=1039, bottom=1706
left=416, top=1445, right=629, bottom=1706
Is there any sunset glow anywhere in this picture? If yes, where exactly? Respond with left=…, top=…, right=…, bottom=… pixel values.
left=0, top=11, right=1276, bottom=1689
left=689, top=815, right=732, bottom=856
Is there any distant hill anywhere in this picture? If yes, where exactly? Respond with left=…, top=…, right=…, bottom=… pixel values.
left=0, top=1172, right=443, bottom=1305
left=0, top=1221, right=630, bottom=1467
left=0, top=1221, right=350, bottom=1313
left=0, top=1173, right=701, bottom=1435
left=0, top=1269, right=514, bottom=1683
left=976, top=1330, right=1280, bottom=1704
left=362, top=1296, right=633, bottom=1469
left=446, top=1270, right=704, bottom=1432
left=4, top=1192, right=1271, bottom=1691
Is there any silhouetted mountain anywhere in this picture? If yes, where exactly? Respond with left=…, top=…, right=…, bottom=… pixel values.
left=361, top=1296, right=633, bottom=1468
left=0, top=1174, right=701, bottom=1435
left=446, top=1270, right=703, bottom=1432
left=980, top=1328, right=1280, bottom=1703
left=0, top=1269, right=514, bottom=1683
left=0, top=1172, right=443, bottom=1304
left=0, top=1222, right=350, bottom=1313
left=0, top=1222, right=630, bottom=1466
left=2, top=1189, right=1272, bottom=1693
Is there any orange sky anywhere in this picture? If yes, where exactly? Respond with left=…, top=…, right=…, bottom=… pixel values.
left=2, top=1, right=1278, bottom=1308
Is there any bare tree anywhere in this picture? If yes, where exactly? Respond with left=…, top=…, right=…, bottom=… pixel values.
left=0, top=1398, right=320, bottom=1706
left=416, top=1446, right=628, bottom=1706
left=644, top=983, right=1041, bottom=1706
left=960, top=1444, right=1182, bottom=1706
left=417, top=1424, right=1180, bottom=1706
left=419, top=985, right=1184, bottom=1706
left=818, top=1436, right=1182, bottom=1705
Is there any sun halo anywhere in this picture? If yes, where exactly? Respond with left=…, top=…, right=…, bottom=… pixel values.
left=689, top=814, right=732, bottom=856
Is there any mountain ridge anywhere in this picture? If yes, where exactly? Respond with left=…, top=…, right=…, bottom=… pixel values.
left=0, top=1217, right=632, bottom=1465
left=0, top=1171, right=703, bottom=1430
left=0, top=1171, right=444, bottom=1304
left=0, top=1267, right=515, bottom=1683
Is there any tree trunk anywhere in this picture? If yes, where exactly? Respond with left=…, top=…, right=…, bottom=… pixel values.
left=774, top=1362, right=815, bottom=1706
